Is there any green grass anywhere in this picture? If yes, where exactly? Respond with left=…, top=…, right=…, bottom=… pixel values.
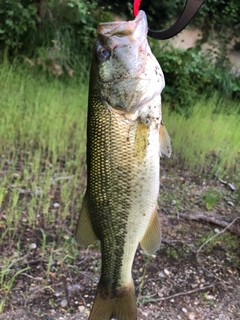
left=163, top=95, right=240, bottom=181
left=0, top=62, right=89, bottom=311
left=0, top=61, right=88, bottom=229
left=202, top=188, right=222, bottom=210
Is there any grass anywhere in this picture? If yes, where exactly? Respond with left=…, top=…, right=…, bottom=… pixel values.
left=163, top=95, right=240, bottom=181
left=0, top=61, right=239, bottom=313
left=195, top=231, right=240, bottom=268
left=0, top=62, right=88, bottom=312
left=202, top=188, right=222, bottom=210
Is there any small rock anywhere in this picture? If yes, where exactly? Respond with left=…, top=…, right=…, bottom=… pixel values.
left=78, top=306, right=84, bottom=313
left=60, top=299, right=68, bottom=308
left=164, top=268, right=170, bottom=276
left=214, top=228, right=220, bottom=234
left=53, top=202, right=60, bottom=208
left=29, top=286, right=37, bottom=292
left=29, top=243, right=37, bottom=250
left=34, top=189, right=44, bottom=196
left=158, top=271, right=165, bottom=278
left=224, top=196, right=231, bottom=201
left=172, top=200, right=177, bottom=205
left=170, top=299, right=174, bottom=303
left=188, top=313, right=196, bottom=320
left=182, top=307, right=188, bottom=313
left=67, top=284, right=81, bottom=292
left=228, top=183, right=236, bottom=191
left=141, top=312, right=148, bottom=317
left=219, top=179, right=227, bottom=185
left=54, top=292, right=62, bottom=297
left=206, top=295, right=215, bottom=300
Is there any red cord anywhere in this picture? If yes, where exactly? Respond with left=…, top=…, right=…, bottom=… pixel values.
left=133, top=0, right=142, bottom=17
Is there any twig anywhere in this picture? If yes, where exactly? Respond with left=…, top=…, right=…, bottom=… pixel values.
left=196, top=217, right=240, bottom=261
left=21, top=273, right=43, bottom=281
left=0, top=254, right=29, bottom=271
left=154, top=284, right=215, bottom=301
left=179, top=212, right=240, bottom=235
left=23, top=258, right=49, bottom=265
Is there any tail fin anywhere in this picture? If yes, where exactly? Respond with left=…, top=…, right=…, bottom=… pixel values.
left=88, top=283, right=137, bottom=320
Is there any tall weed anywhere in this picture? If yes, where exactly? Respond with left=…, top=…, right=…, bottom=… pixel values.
left=163, top=95, right=240, bottom=180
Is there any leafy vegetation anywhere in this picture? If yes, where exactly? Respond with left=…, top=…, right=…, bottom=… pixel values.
left=0, top=0, right=113, bottom=73
left=194, top=0, right=240, bottom=39
left=151, top=43, right=240, bottom=115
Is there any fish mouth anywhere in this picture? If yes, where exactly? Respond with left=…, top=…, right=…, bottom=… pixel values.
left=97, top=10, right=147, bottom=39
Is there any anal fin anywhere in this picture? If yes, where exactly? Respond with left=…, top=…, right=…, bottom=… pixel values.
left=140, top=206, right=161, bottom=254
left=75, top=192, right=98, bottom=247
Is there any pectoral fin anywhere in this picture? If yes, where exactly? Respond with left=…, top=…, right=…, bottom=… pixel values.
left=75, top=192, right=98, bottom=247
left=160, top=121, right=172, bottom=158
left=140, top=207, right=161, bottom=254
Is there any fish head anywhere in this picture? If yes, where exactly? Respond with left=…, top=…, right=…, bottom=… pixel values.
left=91, top=11, right=165, bottom=114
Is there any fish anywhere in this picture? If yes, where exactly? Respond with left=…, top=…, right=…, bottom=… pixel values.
left=75, top=10, right=171, bottom=320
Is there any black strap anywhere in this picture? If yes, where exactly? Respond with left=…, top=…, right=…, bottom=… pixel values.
left=148, top=0, right=204, bottom=40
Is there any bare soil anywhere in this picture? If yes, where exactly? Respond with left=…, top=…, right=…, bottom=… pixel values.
left=0, top=159, right=240, bottom=320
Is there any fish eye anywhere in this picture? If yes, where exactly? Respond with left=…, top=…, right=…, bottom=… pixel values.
left=100, top=48, right=110, bottom=58
left=96, top=44, right=111, bottom=62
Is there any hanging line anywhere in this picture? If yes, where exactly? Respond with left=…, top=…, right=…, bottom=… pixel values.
left=133, top=0, right=205, bottom=40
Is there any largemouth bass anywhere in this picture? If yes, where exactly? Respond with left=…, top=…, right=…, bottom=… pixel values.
left=75, top=10, right=171, bottom=320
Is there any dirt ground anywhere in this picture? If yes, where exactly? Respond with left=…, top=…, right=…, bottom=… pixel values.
left=0, top=159, right=239, bottom=320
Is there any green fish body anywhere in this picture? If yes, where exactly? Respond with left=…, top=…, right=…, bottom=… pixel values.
left=76, top=11, right=171, bottom=320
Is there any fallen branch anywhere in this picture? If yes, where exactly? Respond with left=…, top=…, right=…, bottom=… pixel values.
left=196, top=217, right=240, bottom=261
left=152, top=284, right=215, bottom=302
left=179, top=213, right=240, bottom=235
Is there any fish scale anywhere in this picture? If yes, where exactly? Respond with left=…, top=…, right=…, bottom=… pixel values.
left=75, top=10, right=171, bottom=320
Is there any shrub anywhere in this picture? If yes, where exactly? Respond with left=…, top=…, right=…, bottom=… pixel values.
left=0, top=0, right=38, bottom=54
left=151, top=42, right=240, bottom=115
left=0, top=0, right=106, bottom=73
